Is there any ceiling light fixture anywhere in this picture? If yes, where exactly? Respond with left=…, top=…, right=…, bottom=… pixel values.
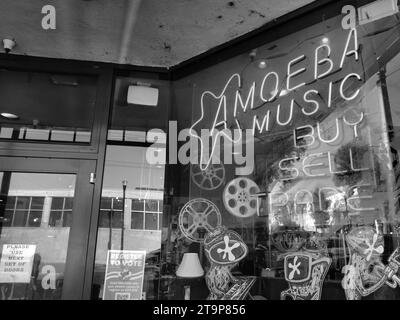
left=258, top=60, right=267, bottom=69
left=322, top=37, right=329, bottom=44
left=2, top=38, right=16, bottom=54
left=249, top=49, right=257, bottom=61
left=1, top=112, right=19, bottom=119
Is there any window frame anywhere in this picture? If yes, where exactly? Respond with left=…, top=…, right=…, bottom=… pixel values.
left=0, top=55, right=112, bottom=158
left=49, top=196, right=74, bottom=228
left=131, top=198, right=163, bottom=231
left=1, top=195, right=44, bottom=227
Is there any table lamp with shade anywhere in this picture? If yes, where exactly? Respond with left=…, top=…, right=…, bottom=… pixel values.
left=176, top=253, right=204, bottom=300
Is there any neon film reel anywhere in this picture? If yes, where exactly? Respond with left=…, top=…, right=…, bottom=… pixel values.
left=223, top=177, right=260, bottom=218
left=178, top=198, right=222, bottom=243
left=191, top=163, right=225, bottom=190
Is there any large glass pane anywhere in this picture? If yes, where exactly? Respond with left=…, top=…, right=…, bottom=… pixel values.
left=164, top=4, right=400, bottom=301
left=0, top=70, right=97, bottom=144
left=93, top=145, right=165, bottom=300
left=0, top=172, right=76, bottom=300
left=91, top=75, right=169, bottom=300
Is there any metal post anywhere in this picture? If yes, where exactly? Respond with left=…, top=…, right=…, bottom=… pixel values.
left=120, top=180, right=127, bottom=250
left=108, top=209, right=113, bottom=250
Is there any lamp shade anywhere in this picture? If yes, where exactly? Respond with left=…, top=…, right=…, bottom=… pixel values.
left=176, top=253, right=204, bottom=278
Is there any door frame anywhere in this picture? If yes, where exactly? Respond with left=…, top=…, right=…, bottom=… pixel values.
left=0, top=156, right=96, bottom=299
left=0, top=56, right=113, bottom=300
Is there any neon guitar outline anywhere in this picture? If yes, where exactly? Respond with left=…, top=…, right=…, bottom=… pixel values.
left=189, top=73, right=243, bottom=171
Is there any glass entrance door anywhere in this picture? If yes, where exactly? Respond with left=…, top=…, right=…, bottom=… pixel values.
left=0, top=157, right=96, bottom=300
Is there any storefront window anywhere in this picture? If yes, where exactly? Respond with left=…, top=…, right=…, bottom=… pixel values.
left=92, top=75, right=168, bottom=300
left=0, top=172, right=76, bottom=300
left=0, top=70, right=97, bottom=144
left=91, top=3, right=400, bottom=301
left=159, top=3, right=400, bottom=301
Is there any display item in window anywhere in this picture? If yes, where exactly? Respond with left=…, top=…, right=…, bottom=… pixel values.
left=341, top=226, right=400, bottom=300
left=279, top=233, right=331, bottom=300
left=281, top=253, right=331, bottom=300
left=221, top=276, right=257, bottom=300
left=223, top=177, right=260, bottom=218
left=204, top=226, right=253, bottom=300
left=178, top=198, right=221, bottom=243
left=271, top=229, right=310, bottom=253
left=191, top=162, right=225, bottom=190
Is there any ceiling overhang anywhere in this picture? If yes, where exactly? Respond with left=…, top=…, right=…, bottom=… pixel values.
left=0, top=0, right=316, bottom=68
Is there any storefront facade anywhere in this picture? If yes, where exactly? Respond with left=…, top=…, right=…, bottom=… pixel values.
left=1, top=0, right=400, bottom=300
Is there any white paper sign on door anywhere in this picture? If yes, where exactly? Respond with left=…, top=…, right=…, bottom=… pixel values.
left=0, top=244, right=37, bottom=283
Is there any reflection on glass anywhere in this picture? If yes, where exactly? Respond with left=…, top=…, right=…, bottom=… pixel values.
left=49, top=197, right=73, bottom=228
left=93, top=145, right=165, bottom=300
left=0, top=172, right=76, bottom=300
left=161, top=9, right=400, bottom=301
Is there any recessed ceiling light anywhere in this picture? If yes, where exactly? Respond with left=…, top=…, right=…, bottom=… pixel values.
left=322, top=37, right=329, bottom=44
left=1, top=112, right=19, bottom=119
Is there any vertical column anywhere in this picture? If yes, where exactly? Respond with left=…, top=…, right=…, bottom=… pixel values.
left=125, top=198, right=132, bottom=230
left=41, top=196, right=52, bottom=228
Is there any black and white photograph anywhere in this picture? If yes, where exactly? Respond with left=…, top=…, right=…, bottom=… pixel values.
left=0, top=0, right=399, bottom=309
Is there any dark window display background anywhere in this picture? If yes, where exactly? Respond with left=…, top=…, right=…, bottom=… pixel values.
left=0, top=70, right=97, bottom=144
left=158, top=9, right=400, bottom=300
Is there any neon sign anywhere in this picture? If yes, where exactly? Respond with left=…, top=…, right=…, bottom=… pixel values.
left=190, top=28, right=361, bottom=171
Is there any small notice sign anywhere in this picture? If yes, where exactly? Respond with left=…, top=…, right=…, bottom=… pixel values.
left=0, top=244, right=36, bottom=283
left=102, top=250, right=146, bottom=300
